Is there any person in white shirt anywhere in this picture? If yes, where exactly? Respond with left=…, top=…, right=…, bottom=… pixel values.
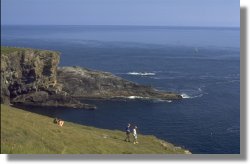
left=133, top=126, right=138, bottom=144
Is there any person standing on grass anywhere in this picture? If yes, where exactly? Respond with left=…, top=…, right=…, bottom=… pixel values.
left=124, top=123, right=131, bottom=142
left=133, top=126, right=138, bottom=144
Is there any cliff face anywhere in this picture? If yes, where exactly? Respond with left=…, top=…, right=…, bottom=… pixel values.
left=1, top=47, right=59, bottom=102
left=57, top=66, right=182, bottom=100
left=1, top=47, right=95, bottom=109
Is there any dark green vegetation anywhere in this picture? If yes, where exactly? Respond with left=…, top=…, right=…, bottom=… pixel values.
left=1, top=46, right=59, bottom=54
left=1, top=104, right=190, bottom=154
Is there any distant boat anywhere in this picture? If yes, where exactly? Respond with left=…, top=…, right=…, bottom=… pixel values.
left=194, top=48, right=199, bottom=54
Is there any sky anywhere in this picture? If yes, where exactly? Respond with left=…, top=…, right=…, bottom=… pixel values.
left=1, top=0, right=239, bottom=27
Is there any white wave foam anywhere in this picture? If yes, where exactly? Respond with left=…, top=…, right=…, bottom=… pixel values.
left=128, top=96, right=144, bottom=99
left=181, top=93, right=203, bottom=99
left=127, top=96, right=172, bottom=103
left=180, top=87, right=205, bottom=99
left=153, top=99, right=172, bottom=103
left=181, top=93, right=191, bottom=99
left=226, top=126, right=240, bottom=133
left=127, top=72, right=156, bottom=76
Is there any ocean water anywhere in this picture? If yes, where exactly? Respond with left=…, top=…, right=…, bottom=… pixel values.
left=1, top=25, right=240, bottom=154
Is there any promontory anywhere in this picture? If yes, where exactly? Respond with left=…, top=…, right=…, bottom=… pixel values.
left=1, top=46, right=182, bottom=109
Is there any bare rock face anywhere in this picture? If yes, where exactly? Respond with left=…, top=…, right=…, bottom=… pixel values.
left=57, top=66, right=182, bottom=100
left=1, top=47, right=59, bottom=101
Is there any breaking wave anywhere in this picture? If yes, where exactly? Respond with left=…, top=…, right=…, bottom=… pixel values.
left=127, top=72, right=156, bottom=76
left=181, top=93, right=191, bottom=99
left=181, top=93, right=203, bottom=99
left=180, top=87, right=205, bottom=99
left=127, top=96, right=145, bottom=99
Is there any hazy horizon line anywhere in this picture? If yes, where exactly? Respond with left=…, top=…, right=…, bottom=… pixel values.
left=1, top=24, right=240, bottom=29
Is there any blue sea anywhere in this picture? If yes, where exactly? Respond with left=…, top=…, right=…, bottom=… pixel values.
left=1, top=25, right=240, bottom=154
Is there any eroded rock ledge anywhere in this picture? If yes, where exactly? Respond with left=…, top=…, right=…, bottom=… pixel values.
left=1, top=47, right=181, bottom=109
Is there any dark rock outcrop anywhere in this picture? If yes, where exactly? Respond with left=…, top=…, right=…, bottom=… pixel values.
left=1, top=47, right=95, bottom=109
left=12, top=91, right=95, bottom=109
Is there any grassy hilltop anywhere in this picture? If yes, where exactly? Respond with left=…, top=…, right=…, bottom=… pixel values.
left=1, top=104, right=190, bottom=154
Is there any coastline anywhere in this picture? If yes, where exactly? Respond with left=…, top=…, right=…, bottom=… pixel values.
left=1, top=46, right=182, bottom=110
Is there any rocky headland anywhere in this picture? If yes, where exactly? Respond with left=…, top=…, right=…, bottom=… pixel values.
left=1, top=46, right=182, bottom=109
left=57, top=66, right=182, bottom=100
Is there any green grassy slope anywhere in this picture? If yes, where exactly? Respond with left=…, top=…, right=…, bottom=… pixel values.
left=1, top=104, right=190, bottom=154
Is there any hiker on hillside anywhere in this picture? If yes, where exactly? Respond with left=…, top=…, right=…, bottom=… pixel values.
left=133, top=126, right=138, bottom=144
left=124, top=123, right=131, bottom=142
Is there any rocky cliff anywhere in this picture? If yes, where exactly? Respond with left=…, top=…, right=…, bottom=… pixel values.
left=1, top=47, right=59, bottom=99
left=1, top=46, right=181, bottom=109
left=1, top=47, right=95, bottom=109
